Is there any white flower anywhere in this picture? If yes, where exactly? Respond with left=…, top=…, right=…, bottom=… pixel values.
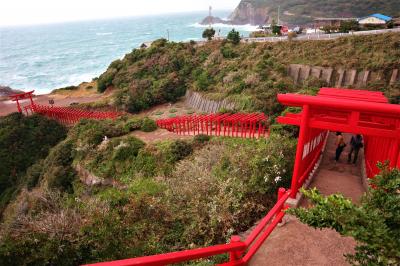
left=274, top=176, right=282, bottom=183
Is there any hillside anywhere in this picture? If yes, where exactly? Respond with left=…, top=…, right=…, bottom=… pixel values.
left=96, top=33, right=400, bottom=115
left=0, top=113, right=296, bottom=265
left=217, top=0, right=400, bottom=25
left=0, top=32, right=399, bottom=265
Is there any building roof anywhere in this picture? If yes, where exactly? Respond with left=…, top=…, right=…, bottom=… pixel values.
left=360, top=13, right=392, bottom=22
left=314, top=17, right=357, bottom=21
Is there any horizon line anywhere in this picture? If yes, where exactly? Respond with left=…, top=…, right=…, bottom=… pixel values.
left=0, top=9, right=232, bottom=28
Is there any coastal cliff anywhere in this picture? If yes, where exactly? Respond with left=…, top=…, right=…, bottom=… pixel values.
left=201, top=0, right=400, bottom=26
left=228, top=0, right=270, bottom=25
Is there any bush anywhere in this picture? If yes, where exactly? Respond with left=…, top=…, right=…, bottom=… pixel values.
left=193, top=134, right=211, bottom=144
left=202, top=28, right=216, bottom=41
left=97, top=68, right=117, bottom=92
left=339, top=20, right=360, bottom=33
left=166, top=140, right=193, bottom=163
left=123, top=117, right=143, bottom=132
left=112, top=137, right=145, bottom=161
left=0, top=113, right=66, bottom=212
left=141, top=118, right=157, bottom=132
left=42, top=141, right=76, bottom=192
left=227, top=29, right=240, bottom=45
left=220, top=45, right=238, bottom=59
left=289, top=164, right=400, bottom=266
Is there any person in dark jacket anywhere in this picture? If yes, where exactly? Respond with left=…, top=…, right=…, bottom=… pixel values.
left=335, top=132, right=346, bottom=162
left=348, top=134, right=363, bottom=164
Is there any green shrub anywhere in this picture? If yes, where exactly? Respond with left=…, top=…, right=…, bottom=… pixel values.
left=123, top=117, right=143, bottom=132
left=227, top=29, right=240, bottom=45
left=0, top=113, right=66, bottom=212
left=141, top=118, right=157, bottom=132
left=166, top=140, right=193, bottom=163
left=193, top=134, right=211, bottom=144
left=202, top=28, right=216, bottom=41
left=289, top=165, right=400, bottom=266
left=112, top=137, right=145, bottom=161
left=169, top=108, right=177, bottom=113
left=220, top=45, right=237, bottom=59
left=97, top=68, right=117, bottom=92
left=42, top=141, right=76, bottom=192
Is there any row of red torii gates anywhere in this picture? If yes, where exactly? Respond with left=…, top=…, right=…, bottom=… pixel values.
left=9, top=90, right=120, bottom=124
left=86, top=87, right=400, bottom=266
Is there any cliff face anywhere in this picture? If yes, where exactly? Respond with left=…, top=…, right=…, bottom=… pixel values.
left=228, top=1, right=270, bottom=25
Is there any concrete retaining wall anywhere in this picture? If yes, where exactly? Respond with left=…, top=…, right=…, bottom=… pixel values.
left=185, top=90, right=236, bottom=113
left=288, top=64, right=400, bottom=88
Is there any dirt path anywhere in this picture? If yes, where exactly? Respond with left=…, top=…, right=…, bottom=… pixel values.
left=131, top=128, right=192, bottom=144
left=249, top=132, right=366, bottom=266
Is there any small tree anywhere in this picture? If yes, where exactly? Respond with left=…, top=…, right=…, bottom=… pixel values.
left=339, top=20, right=360, bottom=33
left=227, top=29, right=241, bottom=45
left=288, top=164, right=400, bottom=266
left=202, top=28, right=216, bottom=41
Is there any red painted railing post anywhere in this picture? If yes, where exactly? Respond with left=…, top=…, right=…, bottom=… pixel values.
left=277, top=187, right=286, bottom=223
left=229, top=235, right=244, bottom=264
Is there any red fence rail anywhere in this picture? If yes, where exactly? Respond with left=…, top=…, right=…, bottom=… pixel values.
left=157, top=113, right=268, bottom=139
left=84, top=188, right=291, bottom=266
left=32, top=104, right=121, bottom=125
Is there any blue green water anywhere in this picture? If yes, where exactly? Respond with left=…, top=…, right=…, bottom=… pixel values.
left=0, top=11, right=257, bottom=94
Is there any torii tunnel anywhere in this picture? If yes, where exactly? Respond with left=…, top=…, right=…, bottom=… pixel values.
left=277, top=88, right=400, bottom=198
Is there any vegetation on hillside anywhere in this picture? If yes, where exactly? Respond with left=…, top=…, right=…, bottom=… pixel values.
left=0, top=113, right=296, bottom=264
left=289, top=164, right=400, bottom=266
left=0, top=113, right=66, bottom=215
left=97, top=33, right=400, bottom=114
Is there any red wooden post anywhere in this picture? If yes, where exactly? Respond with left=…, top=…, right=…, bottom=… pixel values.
left=229, top=235, right=244, bottom=263
left=277, top=187, right=286, bottom=223
left=290, top=104, right=310, bottom=198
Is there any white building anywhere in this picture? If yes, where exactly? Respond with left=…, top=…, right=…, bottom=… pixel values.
left=358, top=14, right=392, bottom=25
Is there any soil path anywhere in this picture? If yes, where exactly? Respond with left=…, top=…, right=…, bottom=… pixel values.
left=249, top=132, right=366, bottom=266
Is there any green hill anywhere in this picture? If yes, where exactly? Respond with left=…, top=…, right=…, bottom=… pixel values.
left=96, top=33, right=400, bottom=115
left=228, top=0, right=400, bottom=25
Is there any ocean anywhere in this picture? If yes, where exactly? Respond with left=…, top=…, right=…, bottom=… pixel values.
left=0, top=11, right=258, bottom=94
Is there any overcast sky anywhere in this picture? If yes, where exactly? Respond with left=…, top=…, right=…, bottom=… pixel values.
left=0, top=0, right=240, bottom=26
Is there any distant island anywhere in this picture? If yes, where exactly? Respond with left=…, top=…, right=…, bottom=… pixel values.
left=200, top=0, right=400, bottom=26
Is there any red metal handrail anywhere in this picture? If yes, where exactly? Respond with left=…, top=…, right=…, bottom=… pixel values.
left=83, top=188, right=291, bottom=266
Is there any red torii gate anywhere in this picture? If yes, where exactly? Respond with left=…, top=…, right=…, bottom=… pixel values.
left=9, top=90, right=35, bottom=114
left=277, top=88, right=400, bottom=198
left=157, top=113, right=268, bottom=139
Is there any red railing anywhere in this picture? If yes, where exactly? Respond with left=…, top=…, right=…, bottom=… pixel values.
left=296, top=130, right=328, bottom=188
left=157, top=113, right=268, bottom=139
left=84, top=188, right=291, bottom=266
left=363, top=135, right=400, bottom=177
left=32, top=104, right=121, bottom=125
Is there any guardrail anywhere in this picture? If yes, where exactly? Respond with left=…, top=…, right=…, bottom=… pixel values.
left=243, top=27, right=400, bottom=43
left=84, top=188, right=291, bottom=266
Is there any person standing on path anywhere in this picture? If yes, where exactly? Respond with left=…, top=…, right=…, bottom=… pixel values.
left=348, top=134, right=363, bottom=164
left=335, top=132, right=346, bottom=162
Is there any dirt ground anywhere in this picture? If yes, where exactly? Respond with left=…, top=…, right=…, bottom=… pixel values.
left=130, top=128, right=192, bottom=144
left=248, top=132, right=366, bottom=266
